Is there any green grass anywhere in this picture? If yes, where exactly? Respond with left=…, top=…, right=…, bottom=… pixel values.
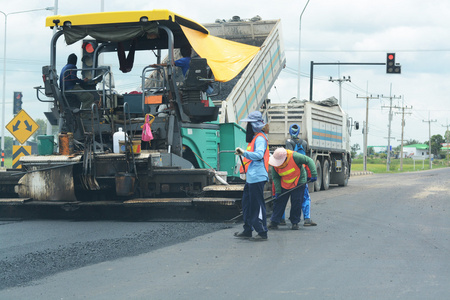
left=2, top=158, right=12, bottom=169
left=352, top=158, right=450, bottom=173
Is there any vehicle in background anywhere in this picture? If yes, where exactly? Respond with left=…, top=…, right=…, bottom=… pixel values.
left=266, top=97, right=359, bottom=191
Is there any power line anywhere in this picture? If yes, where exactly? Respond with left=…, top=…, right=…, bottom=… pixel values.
left=329, top=76, right=351, bottom=107
left=285, top=48, right=450, bottom=53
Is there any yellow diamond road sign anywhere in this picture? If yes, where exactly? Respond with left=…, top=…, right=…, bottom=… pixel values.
left=6, top=109, right=39, bottom=144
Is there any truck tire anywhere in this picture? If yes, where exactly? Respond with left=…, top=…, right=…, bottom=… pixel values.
left=314, top=159, right=322, bottom=192
left=321, top=159, right=330, bottom=190
left=338, top=161, right=349, bottom=186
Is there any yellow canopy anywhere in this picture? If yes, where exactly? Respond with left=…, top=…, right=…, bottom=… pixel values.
left=181, top=25, right=260, bottom=82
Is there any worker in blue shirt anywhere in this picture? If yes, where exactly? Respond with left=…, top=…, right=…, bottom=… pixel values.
left=59, top=53, right=95, bottom=110
left=150, top=46, right=192, bottom=77
left=285, top=124, right=317, bottom=226
left=174, top=47, right=192, bottom=76
left=234, top=111, right=270, bottom=241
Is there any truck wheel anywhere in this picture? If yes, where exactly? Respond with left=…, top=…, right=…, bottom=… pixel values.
left=321, top=159, right=330, bottom=190
left=314, top=159, right=322, bottom=192
left=339, top=161, right=349, bottom=186
left=339, top=175, right=349, bottom=187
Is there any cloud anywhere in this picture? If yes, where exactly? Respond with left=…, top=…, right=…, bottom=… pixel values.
left=1, top=0, right=449, bottom=149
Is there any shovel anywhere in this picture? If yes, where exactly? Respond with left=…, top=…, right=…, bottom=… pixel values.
left=227, top=181, right=310, bottom=222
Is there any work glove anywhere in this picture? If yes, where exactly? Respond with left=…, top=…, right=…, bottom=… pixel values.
left=235, top=147, right=245, bottom=155
left=273, top=193, right=279, bottom=199
left=309, top=177, right=317, bottom=182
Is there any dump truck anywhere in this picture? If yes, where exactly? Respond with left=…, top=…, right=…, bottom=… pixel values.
left=265, top=98, right=357, bottom=192
left=0, top=11, right=285, bottom=220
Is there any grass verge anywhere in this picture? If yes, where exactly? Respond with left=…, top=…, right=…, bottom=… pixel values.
left=352, top=158, right=449, bottom=173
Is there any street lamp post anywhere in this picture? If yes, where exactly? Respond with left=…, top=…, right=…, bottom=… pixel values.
left=297, top=0, right=310, bottom=101
left=0, top=7, right=54, bottom=167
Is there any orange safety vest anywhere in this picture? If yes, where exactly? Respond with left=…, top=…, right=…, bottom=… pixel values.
left=273, top=150, right=302, bottom=189
left=239, top=132, right=269, bottom=174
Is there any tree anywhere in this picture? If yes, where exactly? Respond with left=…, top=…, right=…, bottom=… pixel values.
left=31, top=119, right=58, bottom=142
left=429, top=134, right=444, bottom=157
left=0, top=136, right=14, bottom=158
left=351, top=143, right=360, bottom=159
left=404, top=139, right=420, bottom=146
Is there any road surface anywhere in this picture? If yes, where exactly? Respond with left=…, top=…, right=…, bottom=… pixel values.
left=1, top=168, right=449, bottom=299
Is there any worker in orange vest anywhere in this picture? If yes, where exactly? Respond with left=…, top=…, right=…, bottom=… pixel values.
left=234, top=111, right=270, bottom=241
left=268, top=147, right=317, bottom=230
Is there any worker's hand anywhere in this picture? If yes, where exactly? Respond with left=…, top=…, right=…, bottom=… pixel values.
left=309, top=177, right=317, bottom=182
left=273, top=193, right=279, bottom=199
left=235, top=147, right=245, bottom=155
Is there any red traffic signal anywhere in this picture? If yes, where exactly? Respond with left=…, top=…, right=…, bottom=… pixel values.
left=81, top=40, right=98, bottom=79
left=13, top=91, right=23, bottom=114
left=386, top=53, right=401, bottom=74
left=84, top=42, right=95, bottom=53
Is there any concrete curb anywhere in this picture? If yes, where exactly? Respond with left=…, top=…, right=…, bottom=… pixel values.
left=351, top=171, right=374, bottom=176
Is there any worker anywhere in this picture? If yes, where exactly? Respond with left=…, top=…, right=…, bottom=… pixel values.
left=174, top=47, right=192, bottom=76
left=59, top=53, right=96, bottom=111
left=150, top=46, right=192, bottom=76
left=268, top=147, right=317, bottom=230
left=234, top=111, right=270, bottom=241
left=285, top=124, right=317, bottom=226
left=286, top=124, right=307, bottom=155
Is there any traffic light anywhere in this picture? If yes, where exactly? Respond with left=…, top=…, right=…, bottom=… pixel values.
left=81, top=39, right=98, bottom=79
left=13, top=91, right=23, bottom=114
left=386, top=53, right=401, bottom=74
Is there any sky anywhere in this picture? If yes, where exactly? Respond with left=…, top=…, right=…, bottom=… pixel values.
left=1, top=0, right=450, bottom=151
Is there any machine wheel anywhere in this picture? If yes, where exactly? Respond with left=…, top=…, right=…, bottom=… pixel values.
left=339, top=160, right=349, bottom=186
left=321, top=159, right=330, bottom=190
left=314, top=159, right=322, bottom=192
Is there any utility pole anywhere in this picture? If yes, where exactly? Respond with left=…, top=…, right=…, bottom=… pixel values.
left=329, top=76, right=351, bottom=107
left=442, top=119, right=450, bottom=167
left=423, top=111, right=437, bottom=169
left=356, top=92, right=379, bottom=171
left=381, top=84, right=401, bottom=171
left=394, top=100, right=412, bottom=171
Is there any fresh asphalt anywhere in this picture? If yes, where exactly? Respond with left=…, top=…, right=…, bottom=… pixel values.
left=1, top=168, right=449, bottom=299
